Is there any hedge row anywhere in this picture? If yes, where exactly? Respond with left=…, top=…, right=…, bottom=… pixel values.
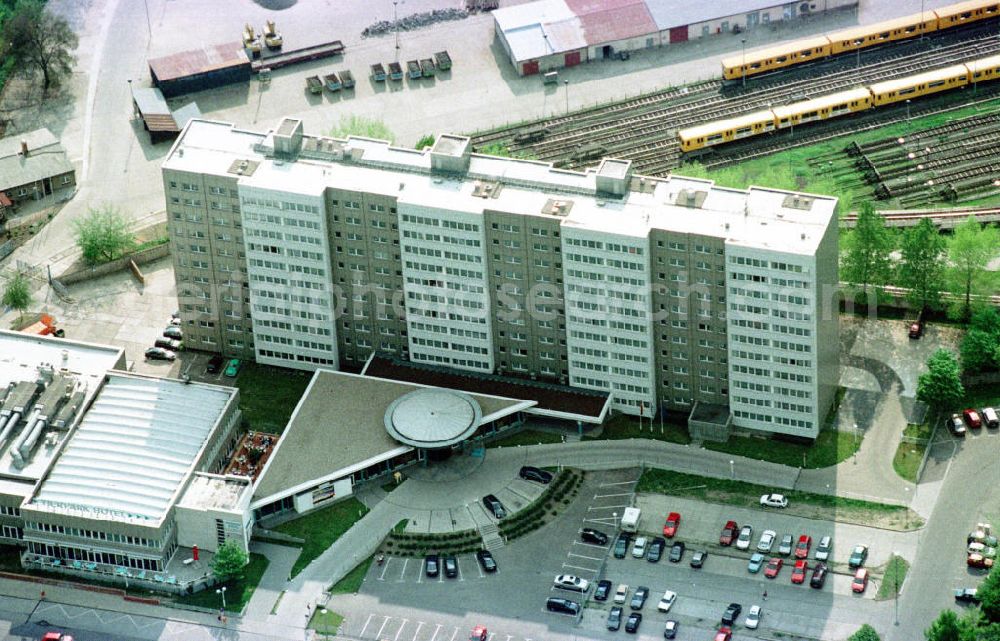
left=498, top=469, right=583, bottom=537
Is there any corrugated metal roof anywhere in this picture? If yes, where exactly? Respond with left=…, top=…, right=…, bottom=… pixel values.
left=644, top=0, right=789, bottom=31
left=148, top=42, right=250, bottom=83
left=493, top=0, right=582, bottom=61
left=567, top=0, right=657, bottom=45
left=0, top=128, right=74, bottom=192
left=31, top=375, right=233, bottom=523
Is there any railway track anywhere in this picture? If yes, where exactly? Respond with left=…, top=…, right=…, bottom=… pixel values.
left=840, top=206, right=1000, bottom=228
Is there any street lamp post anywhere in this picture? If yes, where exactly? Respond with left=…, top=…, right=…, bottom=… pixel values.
left=906, top=99, right=911, bottom=123
left=920, top=0, right=925, bottom=42
left=613, top=511, right=618, bottom=530
left=393, top=1, right=401, bottom=62
left=564, top=79, right=569, bottom=114
left=729, top=460, right=735, bottom=479
left=893, top=551, right=901, bottom=625
left=216, top=585, right=227, bottom=612
left=741, top=38, right=747, bottom=88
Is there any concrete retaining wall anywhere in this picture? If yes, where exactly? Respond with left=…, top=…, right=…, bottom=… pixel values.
left=57, top=242, right=170, bottom=285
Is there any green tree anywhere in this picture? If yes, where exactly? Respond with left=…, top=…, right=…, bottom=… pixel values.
left=2, top=272, right=31, bottom=324
left=328, top=115, right=394, bottom=143
left=926, top=610, right=963, bottom=641
left=1, top=0, right=78, bottom=92
left=946, top=216, right=1000, bottom=322
left=414, top=134, right=435, bottom=150
left=961, top=308, right=1000, bottom=373
left=970, top=623, right=1000, bottom=641
left=72, top=206, right=135, bottom=265
left=899, top=218, right=947, bottom=311
left=842, top=201, right=895, bottom=300
left=979, top=566, right=1000, bottom=624
left=210, top=540, right=249, bottom=583
left=917, top=349, right=965, bottom=412
left=848, top=624, right=882, bottom=641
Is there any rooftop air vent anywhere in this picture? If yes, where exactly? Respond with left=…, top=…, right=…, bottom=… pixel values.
left=782, top=194, right=814, bottom=210
left=543, top=198, right=574, bottom=216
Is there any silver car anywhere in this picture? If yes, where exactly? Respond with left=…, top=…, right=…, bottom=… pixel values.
left=815, top=535, right=832, bottom=561
left=757, top=530, right=776, bottom=553
left=736, top=525, right=753, bottom=550
left=778, top=533, right=794, bottom=556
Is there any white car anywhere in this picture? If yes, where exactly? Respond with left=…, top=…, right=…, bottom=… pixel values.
left=553, top=574, right=590, bottom=592
left=736, top=525, right=753, bottom=550
left=632, top=536, right=648, bottom=558
left=760, top=493, right=789, bottom=508
left=614, top=584, right=629, bottom=604
left=815, top=535, right=833, bottom=561
left=757, top=530, right=776, bottom=553
left=746, top=605, right=762, bottom=629
left=657, top=590, right=677, bottom=612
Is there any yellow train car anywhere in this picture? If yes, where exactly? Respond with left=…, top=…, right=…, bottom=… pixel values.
left=677, top=110, right=777, bottom=152
left=869, top=64, right=970, bottom=106
left=827, top=13, right=938, bottom=55
left=721, top=36, right=831, bottom=82
left=934, top=0, right=1000, bottom=27
left=965, top=53, right=1000, bottom=84
left=772, top=88, right=873, bottom=129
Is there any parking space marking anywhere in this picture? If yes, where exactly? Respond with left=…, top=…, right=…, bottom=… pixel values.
left=593, top=492, right=632, bottom=499
left=572, top=541, right=607, bottom=550
left=394, top=618, right=409, bottom=641
left=430, top=623, right=442, bottom=641
left=448, top=626, right=458, bottom=641
left=585, top=517, right=618, bottom=526
left=377, top=560, right=390, bottom=581
left=411, top=621, right=424, bottom=641
left=398, top=558, right=408, bottom=582
left=599, top=480, right=637, bottom=487
left=375, top=615, right=391, bottom=640
left=475, top=558, right=485, bottom=578
left=416, top=563, right=423, bottom=584
left=438, top=568, right=444, bottom=583
left=457, top=558, right=465, bottom=582
left=359, top=613, right=375, bottom=638
left=561, top=563, right=598, bottom=573
left=568, top=552, right=603, bottom=562
left=587, top=505, right=629, bottom=511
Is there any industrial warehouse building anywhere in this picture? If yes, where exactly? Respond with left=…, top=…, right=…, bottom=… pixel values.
left=493, top=0, right=858, bottom=75
left=163, top=118, right=840, bottom=441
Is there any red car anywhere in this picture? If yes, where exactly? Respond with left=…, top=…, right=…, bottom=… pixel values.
left=964, top=409, right=983, bottom=429
left=663, top=512, right=681, bottom=538
left=470, top=626, right=488, bottom=641
left=791, top=560, right=808, bottom=584
left=968, top=553, right=994, bottom=569
left=852, top=568, right=869, bottom=593
left=794, top=535, right=812, bottom=559
left=719, top=520, right=738, bottom=546
left=764, top=557, right=783, bottom=578
left=714, top=627, right=733, bottom=641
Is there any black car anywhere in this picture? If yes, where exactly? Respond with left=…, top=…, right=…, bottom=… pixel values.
left=594, top=579, right=612, bottom=601
left=721, top=603, right=742, bottom=626
left=613, top=533, right=631, bottom=559
left=144, top=347, right=176, bottom=361
left=607, top=606, right=622, bottom=630
left=647, top=537, right=665, bottom=563
left=630, top=586, right=649, bottom=610
left=444, top=555, right=458, bottom=578
left=668, top=541, right=685, bottom=563
left=519, top=466, right=553, bottom=484
left=546, top=597, right=580, bottom=615
left=955, top=588, right=980, bottom=604
left=163, top=326, right=183, bottom=340
left=690, top=550, right=707, bottom=568
left=425, top=554, right=439, bottom=578
left=154, top=337, right=181, bottom=351
left=482, top=494, right=507, bottom=519
left=476, top=549, right=497, bottom=573
left=582, top=528, right=609, bottom=546
left=206, top=354, right=225, bottom=374
left=625, top=612, right=642, bottom=633
left=810, top=563, right=828, bottom=589
left=663, top=620, right=679, bottom=639
left=948, top=413, right=967, bottom=437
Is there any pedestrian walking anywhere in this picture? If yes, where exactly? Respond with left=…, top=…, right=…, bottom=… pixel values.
left=762, top=590, right=768, bottom=601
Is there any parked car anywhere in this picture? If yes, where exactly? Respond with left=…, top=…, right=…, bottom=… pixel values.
left=849, top=545, right=869, bottom=568
left=948, top=413, right=968, bottom=437
left=657, top=590, right=677, bottom=612
left=757, top=530, right=776, bottom=553
left=778, top=533, right=793, bottom=556
left=224, top=358, right=241, bottom=377
left=663, top=619, right=679, bottom=639
left=760, top=493, right=788, bottom=508
left=852, top=568, right=869, bottom=593
left=206, top=354, right=225, bottom=373
left=791, top=560, right=808, bottom=584
left=163, top=326, right=183, bottom=340
left=632, top=536, right=648, bottom=558
left=690, top=550, right=707, bottom=568
left=144, top=347, right=176, bottom=361
left=154, top=337, right=181, bottom=351
left=983, top=407, right=999, bottom=429
left=624, top=612, right=642, bottom=633
left=425, top=554, right=439, bottom=577
left=720, top=520, right=738, bottom=546
left=968, top=553, right=995, bottom=569
left=169, top=311, right=182, bottom=326
left=614, top=584, right=629, bottom=604
left=476, top=550, right=497, bottom=572
left=663, top=512, right=680, bottom=538
left=444, top=556, right=458, bottom=578
left=964, top=409, right=983, bottom=429
left=630, top=586, right=649, bottom=610
left=764, top=557, right=783, bottom=578
left=714, top=628, right=733, bottom=641
left=607, top=606, right=622, bottom=631
left=614, top=533, right=631, bottom=558
left=810, top=563, right=828, bottom=588
left=581, top=528, right=609, bottom=546
left=721, top=603, right=742, bottom=626
left=519, top=466, right=553, bottom=484
left=546, top=597, right=580, bottom=615
left=469, top=626, right=488, bottom=641
left=967, top=541, right=997, bottom=557
left=794, top=535, right=812, bottom=559
left=482, top=494, right=506, bottom=519
left=748, top=553, right=766, bottom=573
left=736, top=525, right=754, bottom=550
left=594, top=579, right=612, bottom=601
left=955, top=588, right=980, bottom=604
left=647, top=537, right=665, bottom=563
left=553, top=575, right=589, bottom=592
left=668, top=541, right=685, bottom=563
left=815, top=535, right=832, bottom=561
left=745, top=605, right=762, bottom=630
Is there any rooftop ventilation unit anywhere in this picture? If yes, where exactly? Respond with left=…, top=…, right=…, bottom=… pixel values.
left=782, top=194, right=814, bottom=210
left=543, top=198, right=573, bottom=216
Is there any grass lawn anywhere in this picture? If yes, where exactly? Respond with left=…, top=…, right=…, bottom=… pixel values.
left=876, top=555, right=911, bottom=600
left=486, top=429, right=564, bottom=448
left=705, top=428, right=860, bottom=469
left=329, top=555, right=373, bottom=594
left=174, top=553, right=268, bottom=612
left=234, top=362, right=312, bottom=434
left=892, top=441, right=926, bottom=483
left=275, top=498, right=369, bottom=578
left=583, top=414, right=691, bottom=445
left=637, top=468, right=923, bottom=531
left=310, top=607, right=345, bottom=638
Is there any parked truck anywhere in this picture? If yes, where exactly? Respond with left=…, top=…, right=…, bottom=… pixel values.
left=388, top=61, right=404, bottom=81
left=434, top=50, right=452, bottom=71
left=306, top=75, right=323, bottom=94
left=621, top=507, right=641, bottom=533
left=407, top=59, right=422, bottom=79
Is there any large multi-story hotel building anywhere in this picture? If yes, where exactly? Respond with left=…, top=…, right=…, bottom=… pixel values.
left=162, top=118, right=839, bottom=439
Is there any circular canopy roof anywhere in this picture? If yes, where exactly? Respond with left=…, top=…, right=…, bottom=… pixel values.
left=384, top=388, right=483, bottom=449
